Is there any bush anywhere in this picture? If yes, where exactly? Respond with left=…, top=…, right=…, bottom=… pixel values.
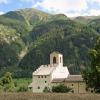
left=52, top=84, right=72, bottom=93
left=14, top=81, right=18, bottom=87
left=3, top=83, right=15, bottom=92
left=17, top=85, right=28, bottom=92
left=1, top=72, right=12, bottom=85
left=43, top=87, right=51, bottom=93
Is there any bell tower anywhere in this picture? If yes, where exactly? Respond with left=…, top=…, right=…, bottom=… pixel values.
left=50, top=51, right=63, bottom=67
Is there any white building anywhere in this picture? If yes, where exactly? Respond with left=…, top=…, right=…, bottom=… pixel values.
left=29, top=51, right=86, bottom=93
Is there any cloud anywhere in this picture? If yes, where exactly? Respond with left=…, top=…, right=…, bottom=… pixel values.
left=19, top=0, right=42, bottom=6
left=1, top=0, right=99, bottom=17
left=0, top=11, right=4, bottom=15
left=65, top=12, right=88, bottom=17
left=19, top=0, right=41, bottom=4
left=92, top=0, right=100, bottom=3
left=32, top=0, right=100, bottom=17
left=20, top=0, right=33, bottom=2
left=34, top=0, right=88, bottom=12
left=89, top=9, right=100, bottom=16
left=33, top=0, right=88, bottom=16
left=0, top=0, right=9, bottom=4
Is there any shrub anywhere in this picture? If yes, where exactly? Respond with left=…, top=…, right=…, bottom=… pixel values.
left=52, top=84, right=72, bottom=93
left=14, top=81, right=18, bottom=87
left=43, top=87, right=51, bottom=93
left=3, top=83, right=15, bottom=92
left=17, top=85, right=28, bottom=92
left=1, top=72, right=12, bottom=85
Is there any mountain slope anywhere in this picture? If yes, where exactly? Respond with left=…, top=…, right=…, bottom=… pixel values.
left=72, top=16, right=100, bottom=24
left=0, top=8, right=100, bottom=77
left=18, top=19, right=99, bottom=77
left=88, top=18, right=100, bottom=33
left=0, top=24, right=25, bottom=76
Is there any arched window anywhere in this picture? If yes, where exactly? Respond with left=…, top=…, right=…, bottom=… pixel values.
left=53, top=57, right=56, bottom=64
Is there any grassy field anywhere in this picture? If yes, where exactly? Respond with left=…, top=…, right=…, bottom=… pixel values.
left=0, top=78, right=100, bottom=100
left=13, top=78, right=32, bottom=91
left=0, top=78, right=32, bottom=92
left=0, top=93, right=100, bottom=100
left=13, top=78, right=31, bottom=87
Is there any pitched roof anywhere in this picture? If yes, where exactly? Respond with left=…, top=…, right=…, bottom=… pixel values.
left=33, top=65, right=56, bottom=75
left=52, top=78, right=65, bottom=83
left=65, top=75, right=83, bottom=82
left=52, top=75, right=83, bottom=83
left=50, top=51, right=62, bottom=55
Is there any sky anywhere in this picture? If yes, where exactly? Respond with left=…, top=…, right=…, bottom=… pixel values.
left=0, top=0, right=100, bottom=17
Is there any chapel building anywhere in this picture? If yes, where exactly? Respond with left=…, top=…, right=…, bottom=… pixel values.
left=29, top=51, right=86, bottom=93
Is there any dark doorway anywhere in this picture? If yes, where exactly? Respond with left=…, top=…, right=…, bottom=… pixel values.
left=53, top=57, right=56, bottom=64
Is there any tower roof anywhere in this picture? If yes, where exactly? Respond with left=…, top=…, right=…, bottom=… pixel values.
left=50, top=51, right=62, bottom=55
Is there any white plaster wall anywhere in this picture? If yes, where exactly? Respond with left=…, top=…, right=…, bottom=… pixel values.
left=79, top=82, right=87, bottom=93
left=58, top=54, right=63, bottom=66
left=32, top=75, right=51, bottom=93
left=64, top=82, right=87, bottom=93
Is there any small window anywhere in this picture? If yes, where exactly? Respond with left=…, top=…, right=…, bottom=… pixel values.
left=45, top=81, right=47, bottom=83
left=38, top=86, right=40, bottom=89
left=38, top=76, right=40, bottom=78
left=41, top=76, right=43, bottom=78
left=72, top=84, right=74, bottom=86
left=29, top=87, right=32, bottom=90
left=91, top=90, right=94, bottom=93
left=45, top=76, right=47, bottom=78
left=80, top=83, right=82, bottom=85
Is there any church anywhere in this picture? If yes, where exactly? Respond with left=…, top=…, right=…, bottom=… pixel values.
left=29, top=51, right=87, bottom=93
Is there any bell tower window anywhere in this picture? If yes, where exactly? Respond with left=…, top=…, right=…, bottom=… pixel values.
left=53, top=57, right=56, bottom=64
left=60, top=57, right=61, bottom=63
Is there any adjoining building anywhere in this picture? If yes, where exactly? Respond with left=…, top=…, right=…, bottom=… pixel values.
left=29, top=51, right=87, bottom=93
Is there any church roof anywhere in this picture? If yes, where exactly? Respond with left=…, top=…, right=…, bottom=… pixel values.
left=65, top=75, right=83, bottom=82
left=33, top=65, right=56, bottom=75
left=52, top=78, right=65, bottom=83
left=52, top=75, right=83, bottom=83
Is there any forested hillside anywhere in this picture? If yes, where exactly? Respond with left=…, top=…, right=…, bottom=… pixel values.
left=0, top=8, right=100, bottom=77
left=19, top=20, right=99, bottom=77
